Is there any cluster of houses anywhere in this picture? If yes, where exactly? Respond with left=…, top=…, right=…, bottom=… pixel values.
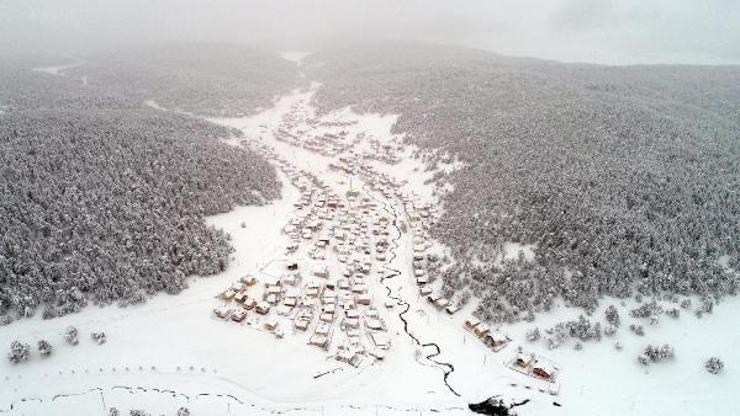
left=508, top=347, right=560, bottom=387
left=274, top=101, right=403, bottom=165
left=275, top=105, right=360, bottom=158
left=463, top=319, right=513, bottom=352
left=212, top=146, right=396, bottom=368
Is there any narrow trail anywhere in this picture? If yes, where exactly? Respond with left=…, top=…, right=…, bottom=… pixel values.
left=362, top=183, right=460, bottom=397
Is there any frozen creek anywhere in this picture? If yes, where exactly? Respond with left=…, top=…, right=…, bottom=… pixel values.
left=1, top=56, right=739, bottom=416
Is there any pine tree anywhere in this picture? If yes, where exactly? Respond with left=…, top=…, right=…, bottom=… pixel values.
left=705, top=357, right=724, bottom=375
left=604, top=305, right=620, bottom=327
left=65, top=326, right=79, bottom=345
left=8, top=341, right=31, bottom=364
left=37, top=339, right=53, bottom=357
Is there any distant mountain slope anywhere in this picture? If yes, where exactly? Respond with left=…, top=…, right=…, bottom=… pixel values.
left=309, top=44, right=740, bottom=321
left=67, top=42, right=301, bottom=117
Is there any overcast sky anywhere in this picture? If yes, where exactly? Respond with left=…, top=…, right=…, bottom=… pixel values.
left=1, top=0, right=738, bottom=65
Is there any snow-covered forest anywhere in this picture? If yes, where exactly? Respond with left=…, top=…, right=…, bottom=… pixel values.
left=64, top=43, right=302, bottom=117
left=308, top=44, right=740, bottom=322
left=0, top=46, right=298, bottom=322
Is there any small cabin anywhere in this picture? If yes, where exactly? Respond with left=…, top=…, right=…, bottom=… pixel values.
left=474, top=325, right=490, bottom=338
left=320, top=311, right=334, bottom=323
left=240, top=276, right=257, bottom=286
left=295, top=319, right=310, bottom=331
left=445, top=304, right=461, bottom=315
left=281, top=274, right=298, bottom=286
left=264, top=319, right=279, bottom=331
left=515, top=352, right=534, bottom=369
left=214, top=306, right=232, bottom=319
left=343, top=318, right=360, bottom=328
left=230, top=309, right=247, bottom=322
left=369, top=348, right=387, bottom=360
left=309, top=334, right=328, bottom=348
left=315, top=323, right=331, bottom=336
left=434, top=298, right=451, bottom=309
left=243, top=297, right=257, bottom=310
left=265, top=293, right=278, bottom=305
left=233, top=291, right=247, bottom=304
left=365, top=317, right=383, bottom=330
left=464, top=319, right=480, bottom=332
left=533, top=364, right=556, bottom=381
left=255, top=302, right=271, bottom=315
left=356, top=294, right=371, bottom=305
left=483, top=331, right=512, bottom=351
left=314, top=265, right=330, bottom=278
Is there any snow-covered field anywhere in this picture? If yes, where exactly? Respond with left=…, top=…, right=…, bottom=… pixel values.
left=2, top=53, right=738, bottom=416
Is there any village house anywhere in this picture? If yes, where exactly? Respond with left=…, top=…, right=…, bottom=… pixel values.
left=214, top=306, right=232, bottom=319
left=482, top=331, right=512, bottom=352
left=315, top=323, right=331, bottom=336
left=445, top=304, right=461, bottom=315
left=464, top=318, right=480, bottom=332
left=533, top=363, right=556, bottom=382
left=308, top=333, right=329, bottom=349
left=356, top=294, right=371, bottom=305
left=219, top=289, right=236, bottom=301
left=230, top=309, right=247, bottom=322
left=416, top=274, right=429, bottom=285
left=313, top=264, right=330, bottom=278
left=320, top=311, right=334, bottom=323
left=434, top=298, right=451, bottom=309
left=474, top=324, right=491, bottom=338
left=240, top=276, right=257, bottom=286
left=515, top=352, right=535, bottom=370
left=365, top=317, right=383, bottom=330
left=243, top=297, right=258, bottom=310
left=295, top=319, right=310, bottom=331
left=255, top=302, right=271, bottom=315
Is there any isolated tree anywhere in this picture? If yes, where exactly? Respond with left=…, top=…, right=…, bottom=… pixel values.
left=629, top=324, right=645, bottom=336
left=8, top=341, right=31, bottom=364
left=526, top=328, right=541, bottom=342
left=65, top=326, right=79, bottom=345
left=605, top=305, right=620, bottom=327
left=37, top=339, right=53, bottom=357
left=705, top=357, right=724, bottom=375
left=92, top=332, right=107, bottom=345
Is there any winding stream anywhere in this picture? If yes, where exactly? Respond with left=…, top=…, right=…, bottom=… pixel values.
left=362, top=183, right=460, bottom=397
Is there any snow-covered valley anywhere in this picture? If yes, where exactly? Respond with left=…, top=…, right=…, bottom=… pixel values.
left=1, top=54, right=739, bottom=416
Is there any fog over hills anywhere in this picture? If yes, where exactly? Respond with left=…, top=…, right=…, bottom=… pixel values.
left=1, top=0, right=739, bottom=64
